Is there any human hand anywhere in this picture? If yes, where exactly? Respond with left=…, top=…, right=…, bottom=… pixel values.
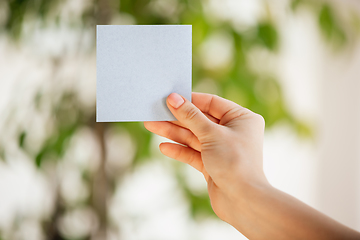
left=144, top=92, right=269, bottom=225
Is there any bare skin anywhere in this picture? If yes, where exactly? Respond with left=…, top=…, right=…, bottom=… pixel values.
left=144, top=93, right=360, bottom=239
left=144, top=92, right=360, bottom=240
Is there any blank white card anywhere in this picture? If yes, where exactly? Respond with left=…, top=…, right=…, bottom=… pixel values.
left=96, top=25, right=192, bottom=122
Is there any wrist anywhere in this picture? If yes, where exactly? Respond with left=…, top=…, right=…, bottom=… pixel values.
left=227, top=177, right=274, bottom=232
left=233, top=167, right=271, bottom=201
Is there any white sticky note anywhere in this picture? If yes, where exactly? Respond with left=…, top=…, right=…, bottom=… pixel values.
left=96, top=25, right=192, bottom=122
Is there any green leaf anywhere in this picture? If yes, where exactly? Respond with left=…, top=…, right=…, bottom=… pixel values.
left=5, top=0, right=60, bottom=38
left=256, top=22, right=279, bottom=51
left=35, top=150, right=45, bottom=167
left=34, top=123, right=78, bottom=168
left=5, top=0, right=29, bottom=38
left=318, top=4, right=346, bottom=47
left=18, top=131, right=26, bottom=148
left=0, top=146, right=5, bottom=162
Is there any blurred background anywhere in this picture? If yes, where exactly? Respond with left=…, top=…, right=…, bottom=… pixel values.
left=0, top=0, right=360, bottom=239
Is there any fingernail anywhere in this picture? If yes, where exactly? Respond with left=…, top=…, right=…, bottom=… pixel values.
left=168, top=93, right=185, bottom=109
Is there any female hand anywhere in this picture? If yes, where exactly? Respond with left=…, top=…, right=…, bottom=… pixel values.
left=144, top=92, right=268, bottom=225
left=144, top=92, right=360, bottom=239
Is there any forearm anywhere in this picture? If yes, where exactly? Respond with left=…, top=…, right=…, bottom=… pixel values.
left=231, top=183, right=360, bottom=240
left=147, top=93, right=360, bottom=239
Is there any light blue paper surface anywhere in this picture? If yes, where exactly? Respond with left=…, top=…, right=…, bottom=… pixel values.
left=96, top=25, right=192, bottom=122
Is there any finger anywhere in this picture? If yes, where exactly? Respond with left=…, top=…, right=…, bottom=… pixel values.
left=144, top=121, right=201, bottom=151
left=192, top=92, right=247, bottom=122
left=167, top=93, right=216, bottom=140
left=168, top=120, right=187, bottom=128
left=204, top=112, right=220, bottom=124
left=160, top=142, right=209, bottom=181
left=170, top=112, right=219, bottom=128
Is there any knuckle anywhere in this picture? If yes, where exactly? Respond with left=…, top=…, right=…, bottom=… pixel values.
left=175, top=145, right=184, bottom=160
left=199, top=127, right=221, bottom=147
left=165, top=124, right=173, bottom=137
left=198, top=122, right=217, bottom=141
left=187, top=151, right=196, bottom=166
left=185, top=131, right=195, bottom=147
left=255, top=113, right=265, bottom=127
left=220, top=107, right=247, bottom=125
left=227, top=107, right=242, bottom=118
left=184, top=107, right=199, bottom=121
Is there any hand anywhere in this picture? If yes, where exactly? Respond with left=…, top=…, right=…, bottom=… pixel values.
left=145, top=92, right=360, bottom=239
left=144, top=92, right=269, bottom=224
left=144, top=92, right=360, bottom=239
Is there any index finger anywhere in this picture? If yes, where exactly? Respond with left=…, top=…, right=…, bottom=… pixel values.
left=191, top=92, right=244, bottom=120
left=170, top=112, right=220, bottom=128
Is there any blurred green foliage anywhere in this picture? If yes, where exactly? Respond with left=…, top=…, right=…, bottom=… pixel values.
left=318, top=4, right=346, bottom=46
left=0, top=0, right=356, bottom=239
left=118, top=123, right=151, bottom=162
left=33, top=92, right=86, bottom=167
left=5, top=0, right=60, bottom=37
left=257, top=22, right=279, bottom=51
left=291, top=0, right=351, bottom=49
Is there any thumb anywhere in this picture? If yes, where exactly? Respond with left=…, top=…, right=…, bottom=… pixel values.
left=167, top=93, right=215, bottom=140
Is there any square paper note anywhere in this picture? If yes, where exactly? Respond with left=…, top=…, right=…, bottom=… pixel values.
left=96, top=25, right=192, bottom=122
